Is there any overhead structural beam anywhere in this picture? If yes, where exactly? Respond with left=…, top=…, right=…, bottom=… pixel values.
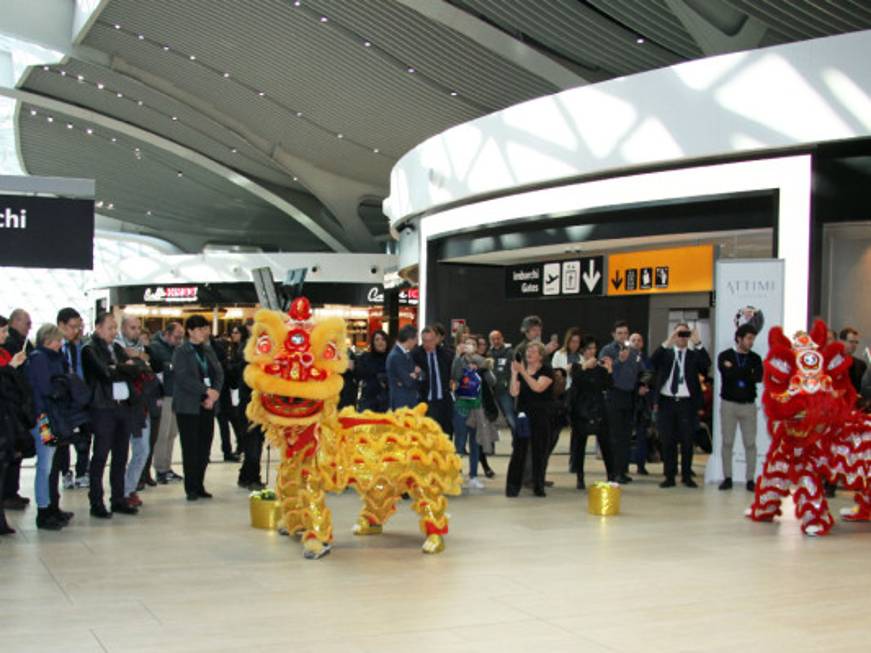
left=664, top=0, right=767, bottom=56
left=395, top=0, right=587, bottom=90
left=0, top=87, right=350, bottom=252
left=106, top=56, right=379, bottom=251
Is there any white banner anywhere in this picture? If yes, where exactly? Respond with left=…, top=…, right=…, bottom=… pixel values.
left=705, top=259, right=785, bottom=484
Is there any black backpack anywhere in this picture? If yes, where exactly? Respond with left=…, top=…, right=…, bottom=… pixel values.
left=46, top=373, right=90, bottom=444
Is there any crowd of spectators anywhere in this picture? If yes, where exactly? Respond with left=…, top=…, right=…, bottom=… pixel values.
left=0, top=307, right=263, bottom=535
left=2, top=302, right=868, bottom=536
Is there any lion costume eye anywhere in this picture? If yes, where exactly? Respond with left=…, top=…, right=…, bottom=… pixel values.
left=323, top=342, right=337, bottom=360
left=256, top=335, right=272, bottom=355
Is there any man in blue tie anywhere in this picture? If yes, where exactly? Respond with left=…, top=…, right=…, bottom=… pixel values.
left=651, top=323, right=710, bottom=488
left=413, top=326, right=453, bottom=436
left=386, top=325, right=422, bottom=410
left=56, top=307, right=91, bottom=490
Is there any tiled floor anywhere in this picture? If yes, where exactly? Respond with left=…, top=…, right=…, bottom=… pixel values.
left=3, top=435, right=871, bottom=653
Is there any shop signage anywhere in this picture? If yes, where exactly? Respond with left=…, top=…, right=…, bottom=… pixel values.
left=505, top=256, right=604, bottom=299
left=365, top=286, right=419, bottom=305
left=367, top=286, right=385, bottom=303
left=143, top=286, right=199, bottom=303
left=607, top=245, right=713, bottom=296
left=0, top=195, right=94, bottom=269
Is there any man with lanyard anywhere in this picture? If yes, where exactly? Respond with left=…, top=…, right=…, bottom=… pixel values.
left=651, top=323, right=711, bottom=488
left=488, top=330, right=516, bottom=437
left=56, top=308, right=90, bottom=490
left=599, top=321, right=644, bottom=484
left=718, top=324, right=763, bottom=492
left=413, top=326, right=453, bottom=437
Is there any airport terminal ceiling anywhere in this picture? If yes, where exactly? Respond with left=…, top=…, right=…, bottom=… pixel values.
left=9, top=0, right=871, bottom=253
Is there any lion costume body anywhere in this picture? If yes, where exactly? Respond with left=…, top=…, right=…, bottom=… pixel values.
left=747, top=320, right=871, bottom=535
left=244, top=298, right=462, bottom=558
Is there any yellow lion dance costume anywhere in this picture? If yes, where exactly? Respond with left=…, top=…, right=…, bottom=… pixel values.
left=244, top=297, right=462, bottom=559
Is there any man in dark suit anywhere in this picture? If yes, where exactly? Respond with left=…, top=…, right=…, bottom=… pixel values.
left=386, top=325, right=421, bottom=410
left=413, top=326, right=453, bottom=436
left=651, top=323, right=711, bottom=488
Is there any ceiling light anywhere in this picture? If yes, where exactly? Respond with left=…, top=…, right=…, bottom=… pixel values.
left=113, top=24, right=121, bottom=29
left=320, top=16, right=328, bottom=23
left=138, top=34, right=145, bottom=40
left=296, top=111, right=303, bottom=117
left=189, top=55, right=196, bottom=61
left=171, top=115, right=178, bottom=121
left=146, top=210, right=152, bottom=215
left=77, top=74, right=84, bottom=82
left=293, top=1, right=301, bottom=6
left=450, top=91, right=458, bottom=97
left=59, top=70, right=66, bottom=76
left=111, top=137, right=117, bottom=142
left=66, top=123, right=74, bottom=129
left=134, top=147, right=140, bottom=152
left=97, top=82, right=105, bottom=89
left=176, top=171, right=183, bottom=177
left=337, top=133, right=343, bottom=139
left=230, top=147, right=237, bottom=153
left=636, top=37, right=645, bottom=44
left=258, top=91, right=265, bottom=97
left=46, top=116, right=54, bottom=122
left=373, top=148, right=379, bottom=153
left=42, top=65, right=49, bottom=71
left=29, top=109, right=37, bottom=116
left=293, top=176, right=298, bottom=181
left=137, top=100, right=144, bottom=106
left=116, top=92, right=123, bottom=98
left=223, top=72, right=230, bottom=78
left=162, top=45, right=170, bottom=51
left=85, top=128, right=94, bottom=135
left=363, top=41, right=372, bottom=47
left=407, top=67, right=416, bottom=73
left=95, top=201, right=103, bottom=208
left=107, top=203, right=114, bottom=209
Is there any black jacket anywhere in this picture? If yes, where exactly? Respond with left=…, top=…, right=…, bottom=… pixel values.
left=568, top=363, right=612, bottom=434
left=717, top=348, right=763, bottom=403
left=82, top=335, right=141, bottom=410
left=2, top=328, right=33, bottom=356
left=0, top=362, right=36, bottom=461
left=355, top=350, right=388, bottom=412
left=650, top=345, right=711, bottom=410
left=147, top=333, right=176, bottom=397
left=412, top=345, right=453, bottom=403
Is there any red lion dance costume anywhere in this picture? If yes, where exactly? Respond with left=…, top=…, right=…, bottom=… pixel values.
left=747, top=320, right=871, bottom=535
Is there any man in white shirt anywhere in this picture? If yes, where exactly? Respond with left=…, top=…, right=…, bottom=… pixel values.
left=650, top=324, right=711, bottom=488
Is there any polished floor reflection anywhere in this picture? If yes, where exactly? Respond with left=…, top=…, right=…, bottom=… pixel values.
left=3, top=436, right=871, bottom=653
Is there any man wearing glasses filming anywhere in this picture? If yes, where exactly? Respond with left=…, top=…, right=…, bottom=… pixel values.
left=651, top=323, right=711, bottom=488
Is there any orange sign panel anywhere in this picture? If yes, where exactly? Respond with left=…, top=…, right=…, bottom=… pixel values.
left=607, top=245, right=714, bottom=295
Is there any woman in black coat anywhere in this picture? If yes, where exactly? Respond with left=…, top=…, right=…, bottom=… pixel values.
left=355, top=330, right=389, bottom=412
left=568, top=335, right=615, bottom=489
left=0, top=315, right=33, bottom=535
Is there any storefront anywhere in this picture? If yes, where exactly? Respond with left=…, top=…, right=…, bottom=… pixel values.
left=107, top=281, right=419, bottom=350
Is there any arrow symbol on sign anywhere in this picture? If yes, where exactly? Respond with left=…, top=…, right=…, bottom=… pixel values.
left=611, top=270, right=623, bottom=290
left=582, top=259, right=601, bottom=292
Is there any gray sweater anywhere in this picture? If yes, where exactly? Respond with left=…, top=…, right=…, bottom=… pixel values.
left=171, top=341, right=224, bottom=415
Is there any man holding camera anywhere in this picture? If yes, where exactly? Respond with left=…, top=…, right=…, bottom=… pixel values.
left=599, top=321, right=645, bottom=483
left=651, top=324, right=711, bottom=488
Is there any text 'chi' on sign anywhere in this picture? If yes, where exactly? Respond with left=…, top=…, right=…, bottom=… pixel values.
left=607, top=245, right=713, bottom=296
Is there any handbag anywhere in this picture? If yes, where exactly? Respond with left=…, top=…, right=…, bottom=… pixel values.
left=516, top=411, right=532, bottom=439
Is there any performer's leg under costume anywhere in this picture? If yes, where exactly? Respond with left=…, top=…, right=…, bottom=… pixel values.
left=354, top=480, right=399, bottom=534
left=410, top=482, right=449, bottom=554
